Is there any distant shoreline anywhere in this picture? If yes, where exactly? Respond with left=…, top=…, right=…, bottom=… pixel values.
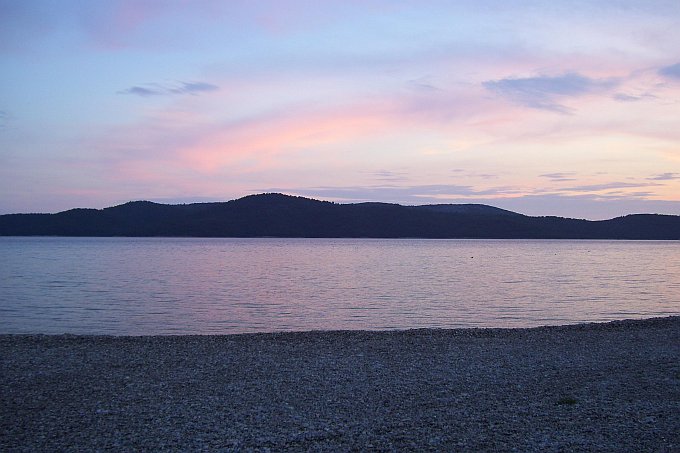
left=2, top=193, right=679, bottom=239
left=3, top=316, right=679, bottom=451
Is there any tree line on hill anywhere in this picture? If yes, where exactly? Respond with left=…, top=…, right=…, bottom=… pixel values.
left=1, top=193, right=679, bottom=239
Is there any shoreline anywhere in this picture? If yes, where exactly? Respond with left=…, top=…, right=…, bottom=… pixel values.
left=2, top=316, right=679, bottom=451
left=4, top=314, right=680, bottom=338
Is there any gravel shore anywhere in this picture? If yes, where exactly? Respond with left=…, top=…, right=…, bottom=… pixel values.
left=2, top=317, right=679, bottom=452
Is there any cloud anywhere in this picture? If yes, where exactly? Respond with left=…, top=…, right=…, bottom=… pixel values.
left=659, top=63, right=680, bottom=80
left=169, top=81, right=220, bottom=95
left=113, top=85, right=498, bottom=174
left=538, top=172, right=576, bottom=182
left=647, top=172, right=680, bottom=181
left=560, top=181, right=660, bottom=192
left=539, top=172, right=577, bottom=182
left=613, top=93, right=641, bottom=102
left=267, top=180, right=666, bottom=206
left=0, top=110, right=8, bottom=128
left=264, top=185, right=475, bottom=203
left=118, top=81, right=219, bottom=97
left=367, top=170, right=409, bottom=182
left=257, top=185, right=680, bottom=219
left=257, top=187, right=680, bottom=219
left=483, top=73, right=618, bottom=113
left=613, top=90, right=657, bottom=102
left=119, top=86, right=164, bottom=97
left=262, top=184, right=526, bottom=205
left=481, top=194, right=680, bottom=220
left=406, top=76, right=442, bottom=92
left=148, top=196, right=224, bottom=205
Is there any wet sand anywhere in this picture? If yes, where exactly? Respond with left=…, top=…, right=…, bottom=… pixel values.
left=2, top=317, right=679, bottom=452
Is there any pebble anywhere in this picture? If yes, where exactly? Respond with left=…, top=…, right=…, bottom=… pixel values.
left=1, top=316, right=679, bottom=451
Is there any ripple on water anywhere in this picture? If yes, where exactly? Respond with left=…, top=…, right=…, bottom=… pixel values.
left=1, top=237, right=679, bottom=334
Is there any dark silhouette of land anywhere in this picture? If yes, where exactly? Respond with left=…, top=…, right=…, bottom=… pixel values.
left=1, top=193, right=678, bottom=239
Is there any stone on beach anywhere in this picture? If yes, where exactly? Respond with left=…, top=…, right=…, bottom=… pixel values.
left=1, top=317, right=679, bottom=451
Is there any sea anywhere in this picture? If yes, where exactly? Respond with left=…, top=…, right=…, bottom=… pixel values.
left=1, top=237, right=678, bottom=335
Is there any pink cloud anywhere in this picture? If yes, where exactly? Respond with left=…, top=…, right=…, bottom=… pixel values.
left=177, top=101, right=408, bottom=172
left=60, top=55, right=680, bottom=211
left=92, top=75, right=497, bottom=161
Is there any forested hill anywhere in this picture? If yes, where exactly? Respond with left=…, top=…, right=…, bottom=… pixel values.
left=1, top=193, right=679, bottom=239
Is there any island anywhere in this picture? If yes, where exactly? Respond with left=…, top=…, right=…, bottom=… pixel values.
left=1, top=193, right=679, bottom=239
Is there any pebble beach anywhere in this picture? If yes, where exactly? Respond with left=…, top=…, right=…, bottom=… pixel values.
left=2, top=316, right=679, bottom=452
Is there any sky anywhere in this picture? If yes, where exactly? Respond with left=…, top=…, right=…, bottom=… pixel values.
left=1, top=0, right=680, bottom=219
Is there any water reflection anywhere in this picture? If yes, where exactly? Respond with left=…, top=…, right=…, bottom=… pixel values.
left=1, top=237, right=679, bottom=335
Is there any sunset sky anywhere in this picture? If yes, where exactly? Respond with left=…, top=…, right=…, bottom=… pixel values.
left=1, top=0, right=679, bottom=219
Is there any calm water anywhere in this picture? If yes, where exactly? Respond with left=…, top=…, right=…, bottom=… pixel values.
left=1, top=237, right=679, bottom=335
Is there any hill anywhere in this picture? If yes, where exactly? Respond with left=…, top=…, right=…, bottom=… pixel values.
left=0, top=193, right=678, bottom=239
